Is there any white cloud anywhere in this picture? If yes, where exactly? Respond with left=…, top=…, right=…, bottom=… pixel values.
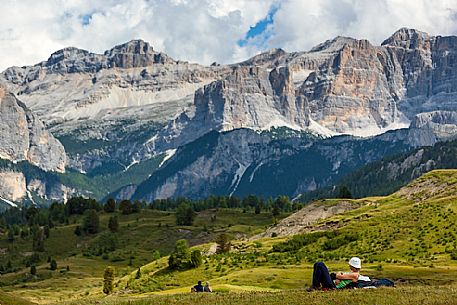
left=0, top=0, right=456, bottom=71
left=265, top=0, right=457, bottom=52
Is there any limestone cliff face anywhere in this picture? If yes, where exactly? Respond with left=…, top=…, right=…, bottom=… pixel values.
left=1, top=29, right=457, bottom=180
left=298, top=37, right=408, bottom=136
left=148, top=29, right=457, bottom=153
left=0, top=86, right=66, bottom=172
left=143, top=65, right=306, bottom=154
left=0, top=172, right=26, bottom=201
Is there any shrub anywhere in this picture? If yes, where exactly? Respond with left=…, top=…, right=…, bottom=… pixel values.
left=190, top=249, right=203, bottom=268
left=272, top=231, right=337, bottom=252
left=322, top=232, right=358, bottom=251
left=168, top=239, right=191, bottom=270
left=451, top=251, right=457, bottom=260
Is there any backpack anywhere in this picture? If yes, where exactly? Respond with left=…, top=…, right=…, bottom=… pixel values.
left=357, top=278, right=395, bottom=288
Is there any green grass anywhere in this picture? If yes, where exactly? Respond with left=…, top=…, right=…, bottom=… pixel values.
left=0, top=208, right=282, bottom=304
left=2, top=170, right=457, bottom=304
left=0, top=290, right=36, bottom=305
left=63, top=286, right=457, bottom=305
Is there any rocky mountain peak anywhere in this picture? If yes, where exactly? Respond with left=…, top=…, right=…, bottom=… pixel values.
left=105, top=39, right=174, bottom=68
left=46, top=47, right=91, bottom=66
left=381, top=27, right=430, bottom=49
left=105, top=39, right=154, bottom=55
left=310, top=36, right=358, bottom=53
left=238, top=48, right=287, bottom=67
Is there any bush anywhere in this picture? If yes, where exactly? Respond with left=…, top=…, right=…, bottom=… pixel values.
left=322, top=232, right=358, bottom=251
left=168, top=239, right=191, bottom=270
left=190, top=250, right=203, bottom=268
left=451, top=251, right=457, bottom=260
left=272, top=231, right=337, bottom=252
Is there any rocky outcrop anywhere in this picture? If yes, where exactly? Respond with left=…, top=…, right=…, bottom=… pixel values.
left=410, top=111, right=457, bottom=140
left=253, top=200, right=361, bottom=239
left=0, top=171, right=26, bottom=201
left=0, top=85, right=66, bottom=172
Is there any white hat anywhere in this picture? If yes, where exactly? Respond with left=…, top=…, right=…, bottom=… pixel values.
left=349, top=257, right=361, bottom=269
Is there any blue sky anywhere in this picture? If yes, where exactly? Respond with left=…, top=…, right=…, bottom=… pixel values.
left=238, top=4, right=279, bottom=47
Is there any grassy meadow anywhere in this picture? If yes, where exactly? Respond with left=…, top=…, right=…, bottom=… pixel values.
left=1, top=170, right=457, bottom=304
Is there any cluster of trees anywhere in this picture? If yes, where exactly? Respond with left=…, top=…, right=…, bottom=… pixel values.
left=150, top=194, right=301, bottom=214
left=168, top=239, right=202, bottom=270
left=1, top=194, right=300, bottom=231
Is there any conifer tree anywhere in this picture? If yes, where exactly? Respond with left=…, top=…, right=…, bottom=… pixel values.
left=103, top=266, right=115, bottom=294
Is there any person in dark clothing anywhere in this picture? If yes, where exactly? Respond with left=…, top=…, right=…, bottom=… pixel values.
left=311, top=262, right=336, bottom=290
left=193, top=281, right=204, bottom=292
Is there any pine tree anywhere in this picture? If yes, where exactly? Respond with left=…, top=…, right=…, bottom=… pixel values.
left=216, top=233, right=231, bottom=254
left=119, top=200, right=133, bottom=215
left=44, top=225, right=50, bottom=239
left=83, top=209, right=100, bottom=234
left=108, top=216, right=119, bottom=233
left=135, top=267, right=141, bottom=279
left=32, top=228, right=45, bottom=252
left=338, top=186, right=353, bottom=199
left=104, top=198, right=116, bottom=213
left=175, top=203, right=195, bottom=226
left=103, top=266, right=115, bottom=294
left=7, top=229, right=14, bottom=242
left=50, top=259, right=57, bottom=271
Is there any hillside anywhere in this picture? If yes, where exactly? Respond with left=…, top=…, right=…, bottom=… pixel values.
left=1, top=171, right=457, bottom=304
left=0, top=204, right=282, bottom=304
left=299, top=139, right=457, bottom=203
left=60, top=170, right=457, bottom=305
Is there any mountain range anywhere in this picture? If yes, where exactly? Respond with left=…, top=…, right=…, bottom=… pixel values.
left=1, top=27, right=457, bottom=207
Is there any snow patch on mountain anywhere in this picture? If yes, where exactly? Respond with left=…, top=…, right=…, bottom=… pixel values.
left=159, top=149, right=177, bottom=168
left=0, top=196, right=17, bottom=208
left=229, top=161, right=249, bottom=196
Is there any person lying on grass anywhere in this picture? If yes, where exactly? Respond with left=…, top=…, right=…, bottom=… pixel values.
left=309, top=257, right=370, bottom=290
